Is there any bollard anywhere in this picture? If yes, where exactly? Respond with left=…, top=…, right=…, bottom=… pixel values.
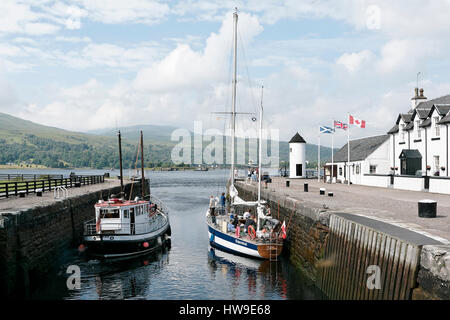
left=304, top=183, right=308, bottom=192
left=286, top=180, right=290, bottom=187
left=320, top=188, right=326, bottom=195
left=36, top=188, right=43, bottom=197
left=328, top=192, right=333, bottom=197
left=19, top=191, right=26, bottom=198
left=418, top=200, right=437, bottom=218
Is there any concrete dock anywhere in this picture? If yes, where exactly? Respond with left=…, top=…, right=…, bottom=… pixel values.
left=264, top=177, right=450, bottom=243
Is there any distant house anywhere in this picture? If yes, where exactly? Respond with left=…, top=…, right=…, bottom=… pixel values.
left=325, top=134, right=390, bottom=184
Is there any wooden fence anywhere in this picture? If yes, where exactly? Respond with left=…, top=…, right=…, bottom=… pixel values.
left=0, top=175, right=105, bottom=198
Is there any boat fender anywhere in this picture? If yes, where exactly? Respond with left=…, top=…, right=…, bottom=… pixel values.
left=248, top=225, right=256, bottom=239
left=209, top=233, right=215, bottom=242
left=143, top=242, right=149, bottom=248
left=157, top=237, right=162, bottom=246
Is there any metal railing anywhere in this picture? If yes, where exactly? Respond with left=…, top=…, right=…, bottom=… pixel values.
left=84, top=213, right=169, bottom=236
left=0, top=175, right=105, bottom=199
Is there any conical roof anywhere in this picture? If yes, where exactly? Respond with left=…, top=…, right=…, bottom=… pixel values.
left=289, top=132, right=306, bottom=143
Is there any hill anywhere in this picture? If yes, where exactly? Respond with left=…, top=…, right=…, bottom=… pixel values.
left=0, top=112, right=336, bottom=169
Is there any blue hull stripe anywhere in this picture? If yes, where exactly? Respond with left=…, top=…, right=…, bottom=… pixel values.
left=208, top=225, right=258, bottom=251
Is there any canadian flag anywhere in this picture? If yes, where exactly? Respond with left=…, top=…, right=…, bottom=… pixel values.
left=349, top=115, right=366, bottom=128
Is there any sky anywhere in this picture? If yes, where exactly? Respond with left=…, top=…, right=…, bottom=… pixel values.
left=1, top=0, right=450, bottom=148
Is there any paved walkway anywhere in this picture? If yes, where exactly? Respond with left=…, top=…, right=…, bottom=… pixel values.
left=0, top=179, right=123, bottom=212
left=257, top=177, right=450, bottom=243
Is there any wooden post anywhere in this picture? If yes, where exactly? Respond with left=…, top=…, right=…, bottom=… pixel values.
left=5, top=183, right=8, bottom=198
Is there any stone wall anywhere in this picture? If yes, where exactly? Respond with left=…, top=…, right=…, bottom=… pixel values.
left=413, top=245, right=450, bottom=300
left=0, top=181, right=142, bottom=298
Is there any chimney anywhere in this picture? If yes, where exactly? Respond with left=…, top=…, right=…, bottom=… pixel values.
left=411, top=87, right=427, bottom=108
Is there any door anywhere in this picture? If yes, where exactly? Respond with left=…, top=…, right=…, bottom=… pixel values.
left=401, top=159, right=407, bottom=175
left=130, top=208, right=135, bottom=235
left=296, top=164, right=302, bottom=177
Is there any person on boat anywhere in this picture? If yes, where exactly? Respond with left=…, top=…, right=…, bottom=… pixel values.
left=209, top=195, right=216, bottom=224
left=265, top=204, right=271, bottom=216
left=244, top=213, right=257, bottom=234
left=227, top=214, right=239, bottom=232
left=243, top=208, right=251, bottom=220
left=219, top=192, right=226, bottom=215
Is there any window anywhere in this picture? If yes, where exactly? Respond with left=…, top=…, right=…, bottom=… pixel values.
left=434, top=117, right=440, bottom=137
left=124, top=209, right=129, bottom=219
left=339, top=167, right=343, bottom=176
left=434, top=156, right=440, bottom=173
left=290, top=148, right=292, bottom=152
left=370, top=165, right=377, bottom=174
left=101, top=209, right=119, bottom=219
left=356, top=164, right=360, bottom=174
left=416, top=120, right=421, bottom=139
left=401, top=124, right=406, bottom=142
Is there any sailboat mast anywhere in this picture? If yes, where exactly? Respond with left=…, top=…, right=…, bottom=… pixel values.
left=258, top=85, right=263, bottom=205
left=230, top=8, right=238, bottom=185
left=117, top=130, right=124, bottom=197
left=140, top=130, right=146, bottom=199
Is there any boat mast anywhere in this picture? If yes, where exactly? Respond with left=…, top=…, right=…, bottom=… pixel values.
left=140, top=130, right=146, bottom=199
left=258, top=85, right=263, bottom=205
left=230, top=7, right=238, bottom=186
left=117, top=130, right=124, bottom=197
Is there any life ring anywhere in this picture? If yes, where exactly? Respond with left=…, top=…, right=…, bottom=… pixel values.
left=248, top=225, right=256, bottom=239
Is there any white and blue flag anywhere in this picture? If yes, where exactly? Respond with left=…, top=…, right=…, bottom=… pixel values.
left=319, top=126, right=334, bottom=134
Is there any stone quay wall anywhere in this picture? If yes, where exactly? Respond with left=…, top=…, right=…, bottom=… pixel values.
left=235, top=181, right=449, bottom=300
left=0, top=181, right=143, bottom=298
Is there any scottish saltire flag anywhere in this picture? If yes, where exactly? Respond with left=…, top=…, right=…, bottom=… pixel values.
left=334, top=120, right=348, bottom=130
left=319, top=126, right=334, bottom=134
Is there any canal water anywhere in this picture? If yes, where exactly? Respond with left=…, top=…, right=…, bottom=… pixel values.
left=16, top=169, right=323, bottom=300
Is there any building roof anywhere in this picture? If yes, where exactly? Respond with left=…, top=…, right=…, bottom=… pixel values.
left=289, top=132, right=306, bottom=143
left=434, top=104, right=450, bottom=116
left=419, top=117, right=431, bottom=127
left=438, top=112, right=450, bottom=125
left=404, top=121, right=414, bottom=131
left=387, top=124, right=399, bottom=134
left=333, top=134, right=389, bottom=163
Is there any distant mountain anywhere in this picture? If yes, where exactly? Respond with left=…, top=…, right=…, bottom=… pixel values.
left=0, top=112, right=336, bottom=169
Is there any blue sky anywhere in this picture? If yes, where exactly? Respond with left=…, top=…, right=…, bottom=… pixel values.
left=1, top=0, right=450, bottom=147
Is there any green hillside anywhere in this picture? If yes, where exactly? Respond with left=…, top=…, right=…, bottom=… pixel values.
left=0, top=112, right=336, bottom=169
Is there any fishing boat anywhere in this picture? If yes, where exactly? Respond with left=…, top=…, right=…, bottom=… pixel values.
left=83, top=131, right=171, bottom=259
left=206, top=9, right=284, bottom=260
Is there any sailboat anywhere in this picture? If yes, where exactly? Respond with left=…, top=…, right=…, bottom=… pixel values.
left=205, top=9, right=284, bottom=260
left=83, top=130, right=171, bottom=259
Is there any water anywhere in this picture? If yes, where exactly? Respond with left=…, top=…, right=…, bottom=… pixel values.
left=4, top=168, right=322, bottom=300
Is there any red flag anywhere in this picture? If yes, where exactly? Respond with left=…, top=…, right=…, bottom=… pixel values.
left=349, top=115, right=366, bottom=128
left=281, top=221, right=286, bottom=239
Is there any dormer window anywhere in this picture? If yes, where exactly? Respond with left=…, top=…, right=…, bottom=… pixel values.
left=401, top=124, right=406, bottom=142
left=433, top=116, right=440, bottom=137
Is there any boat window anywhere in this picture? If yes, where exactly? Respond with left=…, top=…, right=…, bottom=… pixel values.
left=123, top=209, right=129, bottom=219
left=130, top=208, right=134, bottom=216
left=102, top=209, right=119, bottom=219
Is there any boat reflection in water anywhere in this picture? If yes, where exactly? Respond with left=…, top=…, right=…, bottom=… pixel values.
left=67, top=245, right=171, bottom=300
left=207, top=245, right=288, bottom=299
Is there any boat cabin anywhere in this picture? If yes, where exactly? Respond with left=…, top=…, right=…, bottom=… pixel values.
left=94, top=198, right=157, bottom=235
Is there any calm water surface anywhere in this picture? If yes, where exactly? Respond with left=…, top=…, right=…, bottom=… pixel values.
left=6, top=169, right=323, bottom=300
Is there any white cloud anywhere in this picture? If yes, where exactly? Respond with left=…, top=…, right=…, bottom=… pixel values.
left=337, top=50, right=374, bottom=73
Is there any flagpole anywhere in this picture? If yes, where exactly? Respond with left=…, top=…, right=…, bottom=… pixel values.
left=347, top=114, right=350, bottom=186
left=331, top=126, right=334, bottom=184
left=318, top=131, right=320, bottom=183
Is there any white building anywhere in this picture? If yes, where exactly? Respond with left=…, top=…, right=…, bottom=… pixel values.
left=324, top=135, right=390, bottom=185
left=325, top=88, right=450, bottom=194
left=289, top=132, right=306, bottom=178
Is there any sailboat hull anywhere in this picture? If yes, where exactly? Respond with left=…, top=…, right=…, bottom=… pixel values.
left=207, top=224, right=282, bottom=260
